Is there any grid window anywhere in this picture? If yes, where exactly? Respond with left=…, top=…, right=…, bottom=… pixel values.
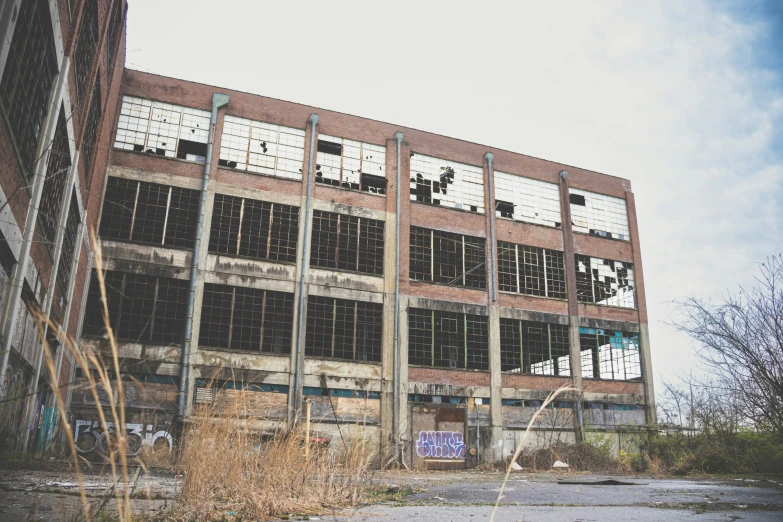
left=199, top=284, right=294, bottom=354
left=305, top=295, right=382, bottom=362
left=409, top=227, right=485, bottom=289
left=497, top=242, right=566, bottom=299
left=114, top=96, right=211, bottom=163
left=407, top=309, right=489, bottom=370
left=73, top=0, right=99, bottom=103
left=410, top=154, right=484, bottom=213
left=38, top=113, right=71, bottom=250
left=0, top=0, right=58, bottom=175
left=81, top=78, right=102, bottom=182
left=82, top=271, right=188, bottom=344
left=579, top=328, right=641, bottom=381
left=500, top=318, right=570, bottom=376
left=99, top=177, right=200, bottom=249
left=315, top=135, right=387, bottom=195
left=569, top=188, right=629, bottom=241
left=56, top=193, right=80, bottom=296
left=494, top=172, right=561, bottom=228
left=310, top=210, right=384, bottom=275
left=208, top=193, right=299, bottom=263
left=105, top=0, right=124, bottom=80
left=218, top=115, right=305, bottom=179
left=575, top=254, right=635, bottom=308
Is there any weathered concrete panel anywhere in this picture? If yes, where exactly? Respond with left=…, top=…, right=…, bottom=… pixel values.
left=304, top=358, right=381, bottom=380
left=206, top=255, right=297, bottom=286
left=308, top=268, right=384, bottom=294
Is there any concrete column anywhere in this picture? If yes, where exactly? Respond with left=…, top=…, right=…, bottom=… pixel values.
left=397, top=295, right=410, bottom=466
left=487, top=305, right=503, bottom=462
left=557, top=170, right=584, bottom=442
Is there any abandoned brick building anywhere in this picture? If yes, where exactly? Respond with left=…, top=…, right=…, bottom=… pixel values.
left=0, top=0, right=655, bottom=466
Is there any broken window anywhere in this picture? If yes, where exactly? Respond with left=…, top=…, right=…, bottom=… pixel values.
left=497, top=241, right=566, bottom=299
left=38, top=113, right=71, bottom=251
left=409, top=154, right=484, bottom=213
left=494, top=171, right=561, bottom=227
left=569, top=188, right=629, bottom=240
left=219, top=115, right=305, bottom=179
left=99, top=177, right=201, bottom=249
left=114, top=96, right=211, bottom=163
left=305, top=295, right=382, bottom=362
left=73, top=0, right=99, bottom=103
left=208, top=194, right=299, bottom=263
left=575, top=254, right=635, bottom=308
left=500, top=318, right=570, bottom=376
left=310, top=210, right=384, bottom=275
left=81, top=76, right=102, bottom=182
left=315, top=135, right=387, bottom=195
left=199, top=283, right=294, bottom=354
left=579, top=328, right=641, bottom=381
left=105, top=0, right=124, bottom=80
left=82, top=271, right=188, bottom=344
left=409, top=227, right=485, bottom=289
left=408, top=308, right=488, bottom=370
left=56, top=192, right=80, bottom=296
left=0, top=0, right=58, bottom=175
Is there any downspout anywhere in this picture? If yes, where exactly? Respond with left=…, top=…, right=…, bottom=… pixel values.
left=392, top=131, right=403, bottom=462
left=177, top=92, right=229, bottom=418
left=293, top=113, right=319, bottom=417
left=485, top=152, right=497, bottom=302
left=0, top=59, right=69, bottom=397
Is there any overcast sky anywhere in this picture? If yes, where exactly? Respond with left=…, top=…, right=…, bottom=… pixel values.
left=124, top=0, right=782, bottom=392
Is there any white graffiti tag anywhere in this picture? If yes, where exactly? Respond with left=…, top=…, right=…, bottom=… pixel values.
left=416, top=431, right=466, bottom=459
left=74, top=420, right=173, bottom=457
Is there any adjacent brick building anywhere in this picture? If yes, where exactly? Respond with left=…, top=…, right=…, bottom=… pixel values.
left=0, top=1, right=654, bottom=466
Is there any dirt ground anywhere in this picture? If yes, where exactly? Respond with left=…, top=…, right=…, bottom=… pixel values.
left=1, top=465, right=782, bottom=521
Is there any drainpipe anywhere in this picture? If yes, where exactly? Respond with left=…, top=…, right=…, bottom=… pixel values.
left=177, top=92, right=229, bottom=418
left=293, top=113, right=319, bottom=417
left=392, top=131, right=403, bottom=462
left=0, top=59, right=69, bottom=398
left=485, top=152, right=497, bottom=303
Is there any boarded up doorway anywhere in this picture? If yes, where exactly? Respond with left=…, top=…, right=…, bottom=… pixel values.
left=410, top=403, right=467, bottom=470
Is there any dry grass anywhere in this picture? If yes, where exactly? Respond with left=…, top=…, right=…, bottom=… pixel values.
left=175, top=381, right=376, bottom=520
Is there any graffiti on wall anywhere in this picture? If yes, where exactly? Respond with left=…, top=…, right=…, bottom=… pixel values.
left=416, top=430, right=466, bottom=459
left=74, top=420, right=173, bottom=456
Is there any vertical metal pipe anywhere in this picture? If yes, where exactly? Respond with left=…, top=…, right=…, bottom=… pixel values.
left=393, top=131, right=403, bottom=461
left=485, top=152, right=497, bottom=302
left=293, top=113, right=319, bottom=417
left=177, top=92, right=229, bottom=417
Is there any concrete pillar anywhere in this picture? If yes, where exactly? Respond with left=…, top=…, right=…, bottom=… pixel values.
left=487, top=305, right=503, bottom=463
left=639, top=323, right=656, bottom=424
left=397, top=295, right=410, bottom=466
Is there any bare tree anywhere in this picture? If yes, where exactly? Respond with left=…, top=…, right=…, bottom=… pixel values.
left=671, top=255, right=783, bottom=435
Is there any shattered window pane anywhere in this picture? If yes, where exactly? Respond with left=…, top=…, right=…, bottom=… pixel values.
left=310, top=210, right=384, bottom=275
left=500, top=318, right=570, bottom=376
left=56, top=193, right=80, bottom=297
left=200, top=283, right=294, bottom=354
left=569, top=188, right=629, bottom=240
left=208, top=193, right=299, bottom=263
left=305, top=295, right=382, bottom=362
left=410, top=154, right=484, bottom=213
left=497, top=241, right=566, bottom=299
left=409, top=227, right=486, bottom=289
left=99, top=177, right=200, bottom=249
left=494, top=172, right=561, bottom=228
left=575, top=254, right=635, bottom=308
left=407, top=309, right=489, bottom=370
left=219, top=115, right=305, bottom=180
left=114, top=96, right=210, bottom=163
left=580, top=328, right=641, bottom=381
left=315, top=135, right=387, bottom=195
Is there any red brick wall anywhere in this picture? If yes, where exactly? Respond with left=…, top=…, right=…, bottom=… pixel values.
left=502, top=374, right=571, bottom=391
left=583, top=379, right=644, bottom=395
left=409, top=367, right=490, bottom=387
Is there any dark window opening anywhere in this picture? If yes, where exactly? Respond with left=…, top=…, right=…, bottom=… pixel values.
left=408, top=308, right=489, bottom=370
left=56, top=192, right=80, bottom=296
left=106, top=0, right=124, bottom=81
left=361, top=173, right=387, bottom=195
left=500, top=318, right=570, bottom=376
left=81, top=77, right=102, bottom=183
left=305, top=295, right=382, bottom=363
left=0, top=0, right=58, bottom=175
left=99, top=177, right=200, bottom=248
left=208, top=193, right=299, bottom=263
left=497, top=241, right=565, bottom=299
left=310, top=210, right=384, bottom=275
left=82, top=271, right=188, bottom=344
left=569, top=194, right=586, bottom=206
left=317, top=140, right=342, bottom=156
left=176, top=139, right=207, bottom=161
left=409, top=227, right=486, bottom=289
left=73, top=0, right=99, bottom=103
left=496, top=200, right=515, bottom=218
left=200, top=283, right=294, bottom=354
left=38, top=113, right=71, bottom=250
